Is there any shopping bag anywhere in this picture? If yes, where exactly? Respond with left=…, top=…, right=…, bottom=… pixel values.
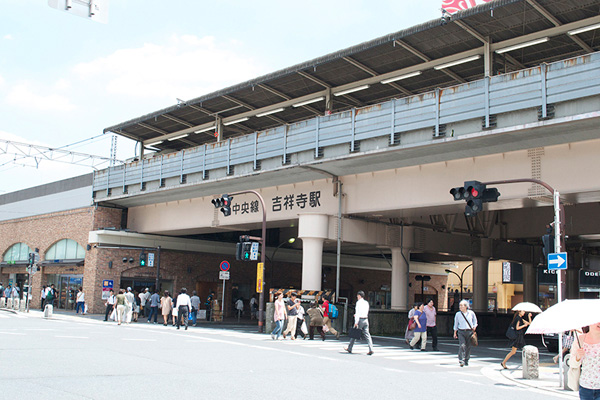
left=109, top=308, right=116, bottom=321
left=301, top=321, right=308, bottom=335
left=322, top=324, right=329, bottom=333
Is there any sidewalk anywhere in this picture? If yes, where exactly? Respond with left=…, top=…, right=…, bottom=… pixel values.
left=500, top=362, right=578, bottom=398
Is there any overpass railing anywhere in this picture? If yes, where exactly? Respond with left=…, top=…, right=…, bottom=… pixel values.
left=93, top=52, right=600, bottom=197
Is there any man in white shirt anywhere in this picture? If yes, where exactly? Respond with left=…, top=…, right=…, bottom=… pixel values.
left=176, top=288, right=192, bottom=330
left=345, top=291, right=374, bottom=355
left=125, top=287, right=135, bottom=324
left=104, top=289, right=116, bottom=321
left=139, top=288, right=151, bottom=318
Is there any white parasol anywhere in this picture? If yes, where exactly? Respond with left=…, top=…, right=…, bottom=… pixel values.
left=526, top=299, right=600, bottom=335
left=511, top=302, right=542, bottom=314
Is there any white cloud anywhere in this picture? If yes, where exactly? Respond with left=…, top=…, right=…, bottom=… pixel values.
left=0, top=74, right=4, bottom=86
left=5, top=83, right=76, bottom=112
left=3, top=34, right=13, bottom=40
left=54, top=78, right=71, bottom=90
left=72, top=34, right=264, bottom=103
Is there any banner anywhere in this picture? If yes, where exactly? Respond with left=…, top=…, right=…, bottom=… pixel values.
left=442, top=0, right=494, bottom=14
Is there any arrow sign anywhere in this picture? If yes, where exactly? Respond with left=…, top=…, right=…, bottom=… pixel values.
left=548, top=252, right=567, bottom=270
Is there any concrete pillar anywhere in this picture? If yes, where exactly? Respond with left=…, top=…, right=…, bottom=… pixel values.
left=391, top=247, right=410, bottom=310
left=472, top=257, right=489, bottom=313
left=298, top=214, right=329, bottom=291
left=522, top=263, right=537, bottom=304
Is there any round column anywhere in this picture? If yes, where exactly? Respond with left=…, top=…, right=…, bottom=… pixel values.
left=298, top=214, right=329, bottom=291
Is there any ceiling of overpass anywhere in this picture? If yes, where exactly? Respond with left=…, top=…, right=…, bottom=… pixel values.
left=105, top=0, right=600, bottom=152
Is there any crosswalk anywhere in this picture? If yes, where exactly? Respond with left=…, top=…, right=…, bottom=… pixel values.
left=0, top=311, right=27, bottom=319
left=195, top=327, right=496, bottom=369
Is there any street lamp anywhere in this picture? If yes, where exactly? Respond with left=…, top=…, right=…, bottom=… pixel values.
left=444, top=263, right=473, bottom=302
left=269, top=237, right=295, bottom=288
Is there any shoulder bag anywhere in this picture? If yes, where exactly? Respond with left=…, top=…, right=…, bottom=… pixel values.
left=506, top=325, right=518, bottom=340
left=461, top=311, right=478, bottom=346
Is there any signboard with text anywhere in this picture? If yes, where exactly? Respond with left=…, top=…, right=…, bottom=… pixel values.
left=256, top=263, right=264, bottom=293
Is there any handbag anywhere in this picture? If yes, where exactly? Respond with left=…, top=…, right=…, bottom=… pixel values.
left=407, top=319, right=416, bottom=331
left=506, top=326, right=517, bottom=340
left=348, top=327, right=362, bottom=340
left=460, top=311, right=478, bottom=346
left=567, top=364, right=581, bottom=391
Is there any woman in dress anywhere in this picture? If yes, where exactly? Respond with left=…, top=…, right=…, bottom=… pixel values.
left=306, top=301, right=325, bottom=341
left=570, top=321, right=600, bottom=399
left=160, top=291, right=172, bottom=326
left=501, top=310, right=532, bottom=369
left=271, top=292, right=286, bottom=340
left=405, top=303, right=418, bottom=344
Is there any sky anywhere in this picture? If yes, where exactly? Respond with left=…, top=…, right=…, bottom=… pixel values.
left=0, top=0, right=445, bottom=194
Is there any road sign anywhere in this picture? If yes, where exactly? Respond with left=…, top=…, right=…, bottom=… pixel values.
left=147, top=253, right=155, bottom=267
left=250, top=242, right=259, bottom=261
left=256, top=262, right=264, bottom=293
left=220, top=260, right=230, bottom=271
left=548, top=252, right=567, bottom=270
left=219, top=271, right=230, bottom=280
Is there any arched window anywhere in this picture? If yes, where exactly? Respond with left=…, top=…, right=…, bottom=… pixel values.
left=45, top=239, right=85, bottom=260
left=3, top=242, right=32, bottom=262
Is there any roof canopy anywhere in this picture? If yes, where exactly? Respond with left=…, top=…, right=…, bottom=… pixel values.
left=104, top=0, right=600, bottom=152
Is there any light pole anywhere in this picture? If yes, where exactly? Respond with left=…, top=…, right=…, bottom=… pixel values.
left=269, top=237, right=295, bottom=288
left=445, top=263, right=473, bottom=302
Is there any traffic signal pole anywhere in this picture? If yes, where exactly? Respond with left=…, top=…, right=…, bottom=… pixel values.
left=226, top=190, right=267, bottom=333
left=482, top=178, right=565, bottom=386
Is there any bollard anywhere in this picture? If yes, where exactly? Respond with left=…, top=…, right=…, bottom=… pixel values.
left=522, top=345, right=539, bottom=379
left=43, top=304, right=53, bottom=318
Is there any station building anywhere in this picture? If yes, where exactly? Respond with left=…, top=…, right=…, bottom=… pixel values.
left=2, top=0, right=600, bottom=332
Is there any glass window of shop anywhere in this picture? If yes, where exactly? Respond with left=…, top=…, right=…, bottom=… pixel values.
left=3, top=242, right=32, bottom=262
left=45, top=239, right=85, bottom=260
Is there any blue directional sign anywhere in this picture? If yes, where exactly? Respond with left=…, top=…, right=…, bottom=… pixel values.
left=548, top=252, right=567, bottom=270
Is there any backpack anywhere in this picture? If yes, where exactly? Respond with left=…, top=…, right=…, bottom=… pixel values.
left=328, top=303, right=339, bottom=319
left=46, top=289, right=54, bottom=301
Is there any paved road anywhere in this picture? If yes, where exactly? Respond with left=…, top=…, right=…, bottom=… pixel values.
left=0, top=310, right=573, bottom=400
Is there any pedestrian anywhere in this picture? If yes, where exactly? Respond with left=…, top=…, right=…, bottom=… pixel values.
left=235, top=297, right=244, bottom=320
left=205, top=291, right=214, bottom=321
left=125, top=287, right=135, bottom=324
left=271, top=292, right=286, bottom=340
left=282, top=292, right=299, bottom=340
left=133, top=290, right=140, bottom=322
left=172, top=295, right=178, bottom=326
left=570, top=321, right=600, bottom=399
left=424, top=299, right=439, bottom=351
left=45, top=284, right=56, bottom=308
left=75, top=287, right=85, bottom=314
left=501, top=310, right=532, bottom=369
left=554, top=330, right=577, bottom=364
left=294, top=298, right=307, bottom=340
left=5, top=285, right=12, bottom=309
left=39, top=285, right=46, bottom=311
left=148, top=289, right=160, bottom=324
left=250, top=295, right=258, bottom=320
left=11, top=285, right=20, bottom=310
left=115, top=289, right=128, bottom=325
left=0, top=282, right=4, bottom=308
left=160, top=291, right=173, bottom=326
left=344, top=291, right=374, bottom=355
left=140, top=288, right=151, bottom=318
left=453, top=299, right=478, bottom=367
left=176, top=288, right=192, bottom=330
left=190, top=291, right=201, bottom=326
left=104, top=289, right=116, bottom=321
left=405, top=303, right=418, bottom=344
left=409, top=302, right=427, bottom=351
left=306, top=301, right=325, bottom=340
left=322, top=295, right=340, bottom=339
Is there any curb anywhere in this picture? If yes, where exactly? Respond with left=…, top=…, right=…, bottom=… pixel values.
left=499, top=367, right=578, bottom=398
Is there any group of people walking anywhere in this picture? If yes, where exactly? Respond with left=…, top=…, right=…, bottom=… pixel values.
left=103, top=287, right=197, bottom=330
left=271, top=292, right=340, bottom=341
left=0, top=282, right=21, bottom=309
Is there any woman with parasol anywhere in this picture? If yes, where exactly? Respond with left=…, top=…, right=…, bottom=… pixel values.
left=501, top=302, right=540, bottom=369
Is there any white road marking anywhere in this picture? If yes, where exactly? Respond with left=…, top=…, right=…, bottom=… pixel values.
left=122, top=338, right=157, bottom=341
left=55, top=335, right=88, bottom=339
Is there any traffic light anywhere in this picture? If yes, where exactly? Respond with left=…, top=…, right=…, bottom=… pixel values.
left=139, top=251, right=147, bottom=267
left=28, top=252, right=35, bottom=266
left=450, top=181, right=500, bottom=216
left=242, top=242, right=252, bottom=261
left=211, top=194, right=233, bottom=217
left=542, top=234, right=555, bottom=259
